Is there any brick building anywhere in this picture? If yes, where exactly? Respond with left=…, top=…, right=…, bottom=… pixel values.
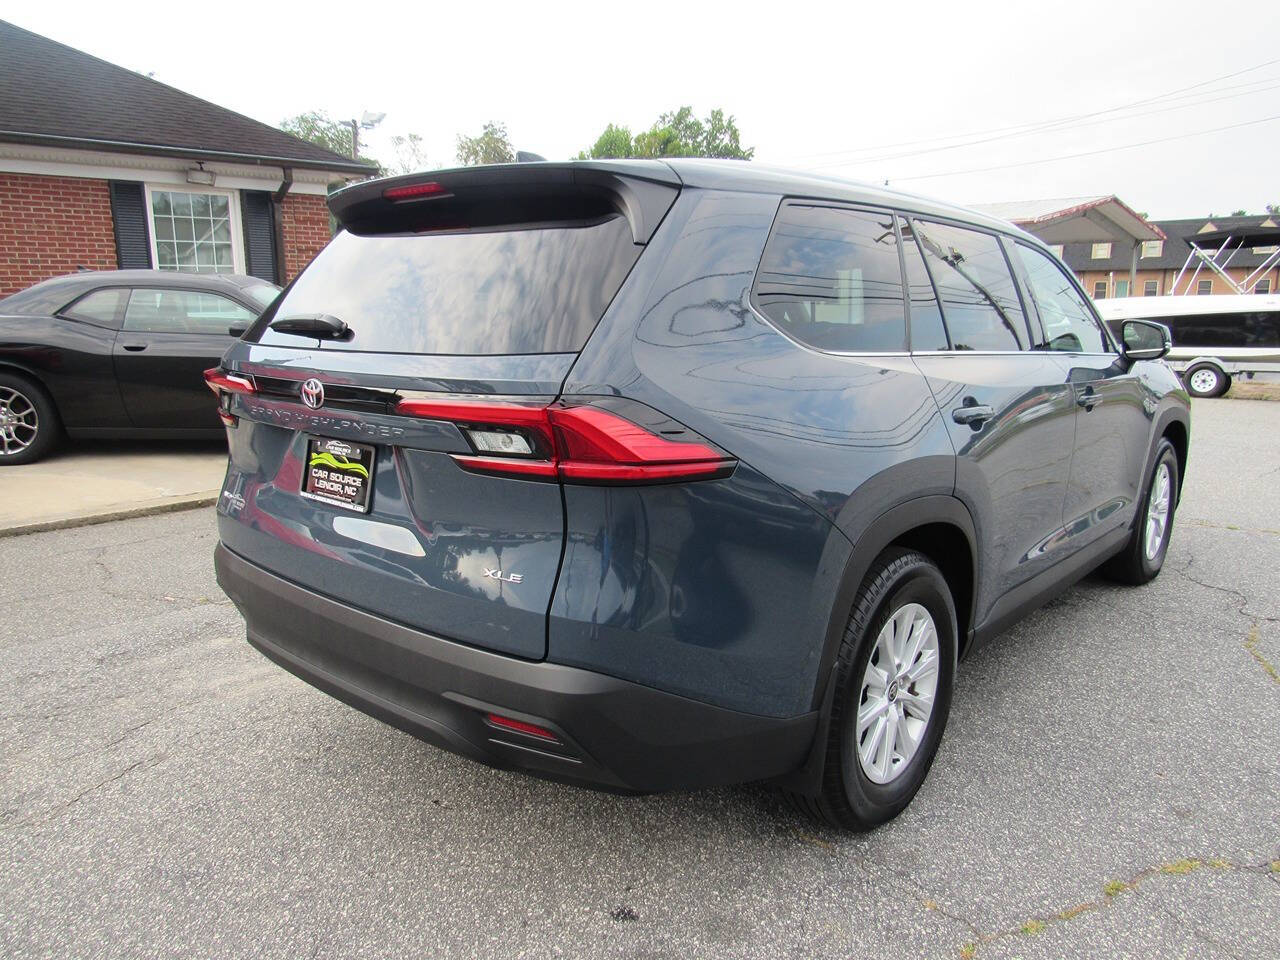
left=0, top=21, right=372, bottom=296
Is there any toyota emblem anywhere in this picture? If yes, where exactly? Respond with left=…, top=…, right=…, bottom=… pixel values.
left=300, top=378, right=324, bottom=409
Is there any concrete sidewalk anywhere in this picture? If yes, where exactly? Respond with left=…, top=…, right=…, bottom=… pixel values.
left=0, top=439, right=227, bottom=537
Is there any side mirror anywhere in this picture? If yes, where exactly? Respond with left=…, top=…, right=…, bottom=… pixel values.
left=1121, top=319, right=1171, bottom=361
left=228, top=324, right=248, bottom=337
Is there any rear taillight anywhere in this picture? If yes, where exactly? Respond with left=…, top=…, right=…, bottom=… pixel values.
left=203, top=368, right=256, bottom=395
left=204, top=368, right=255, bottom=428
left=393, top=399, right=735, bottom=485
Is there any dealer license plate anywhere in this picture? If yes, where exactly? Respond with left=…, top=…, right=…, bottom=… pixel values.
left=301, top=437, right=375, bottom=513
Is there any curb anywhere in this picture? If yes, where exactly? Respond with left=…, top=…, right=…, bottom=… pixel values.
left=0, top=492, right=219, bottom=539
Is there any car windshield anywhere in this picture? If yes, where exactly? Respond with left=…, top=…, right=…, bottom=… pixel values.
left=244, top=283, right=281, bottom=310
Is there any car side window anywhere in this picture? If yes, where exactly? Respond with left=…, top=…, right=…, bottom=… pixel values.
left=61, top=288, right=127, bottom=328
left=913, top=220, right=1030, bottom=351
left=897, top=218, right=949, bottom=351
left=1015, top=244, right=1111, bottom=353
left=123, top=289, right=255, bottom=336
left=754, top=202, right=907, bottom=352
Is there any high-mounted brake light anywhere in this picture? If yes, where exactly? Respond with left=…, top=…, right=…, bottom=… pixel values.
left=203, top=368, right=255, bottom=395
left=392, top=399, right=735, bottom=484
left=382, top=181, right=451, bottom=202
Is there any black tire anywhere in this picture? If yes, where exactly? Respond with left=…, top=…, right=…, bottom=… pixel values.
left=0, top=371, right=60, bottom=465
left=1102, top=439, right=1179, bottom=585
left=784, top=548, right=957, bottom=830
left=1183, top=363, right=1230, bottom=398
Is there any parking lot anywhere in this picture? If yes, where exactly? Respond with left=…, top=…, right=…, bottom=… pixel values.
left=1, top=397, right=1276, bottom=959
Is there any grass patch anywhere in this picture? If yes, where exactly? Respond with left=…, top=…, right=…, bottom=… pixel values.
left=1245, top=624, right=1280, bottom=685
left=1057, top=903, right=1093, bottom=921
left=1160, top=859, right=1201, bottom=875
left=1020, top=919, right=1046, bottom=935
left=958, top=944, right=977, bottom=959
left=1103, top=879, right=1131, bottom=897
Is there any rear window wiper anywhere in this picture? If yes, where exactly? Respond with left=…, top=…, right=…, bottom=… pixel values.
left=269, top=313, right=351, bottom=340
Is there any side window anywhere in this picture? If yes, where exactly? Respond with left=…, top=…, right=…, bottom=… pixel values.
left=898, top=218, right=949, bottom=351
left=1015, top=244, right=1111, bottom=353
left=913, top=220, right=1030, bottom=351
left=123, top=289, right=255, bottom=335
left=61, top=288, right=127, bottom=328
left=754, top=203, right=906, bottom=352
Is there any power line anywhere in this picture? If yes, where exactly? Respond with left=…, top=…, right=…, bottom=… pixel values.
left=890, top=113, right=1280, bottom=183
left=778, top=55, right=1280, bottom=165
left=813, top=78, right=1280, bottom=170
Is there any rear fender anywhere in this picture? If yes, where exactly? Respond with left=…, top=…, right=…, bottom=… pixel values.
left=776, top=494, right=977, bottom=797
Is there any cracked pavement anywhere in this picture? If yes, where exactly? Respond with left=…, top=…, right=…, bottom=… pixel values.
left=1, top=396, right=1277, bottom=958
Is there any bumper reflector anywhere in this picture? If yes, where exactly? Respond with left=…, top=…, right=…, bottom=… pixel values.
left=486, top=713, right=561, bottom=743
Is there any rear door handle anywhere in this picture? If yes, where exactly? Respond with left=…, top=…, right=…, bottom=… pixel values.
left=1076, top=384, right=1098, bottom=410
left=121, top=343, right=148, bottom=352
left=951, top=403, right=995, bottom=426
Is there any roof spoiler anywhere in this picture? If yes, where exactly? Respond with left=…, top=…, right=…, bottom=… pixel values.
left=328, top=161, right=682, bottom=245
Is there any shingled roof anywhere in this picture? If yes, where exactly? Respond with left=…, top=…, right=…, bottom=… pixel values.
left=1061, top=214, right=1280, bottom=272
left=0, top=20, right=373, bottom=175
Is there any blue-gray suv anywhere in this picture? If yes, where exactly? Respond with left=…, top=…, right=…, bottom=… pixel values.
left=211, top=160, right=1190, bottom=829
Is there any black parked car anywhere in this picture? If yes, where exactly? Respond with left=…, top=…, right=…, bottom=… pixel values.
left=0, top=270, right=278, bottom=463
left=210, top=161, right=1190, bottom=829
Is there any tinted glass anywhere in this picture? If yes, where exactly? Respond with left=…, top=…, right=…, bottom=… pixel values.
left=754, top=204, right=906, bottom=352
left=250, top=216, right=639, bottom=355
left=244, top=283, right=280, bottom=308
left=1158, top=312, right=1280, bottom=349
left=1016, top=244, right=1110, bottom=353
left=898, top=219, right=948, bottom=351
left=914, top=221, right=1029, bottom=351
left=124, top=289, right=254, bottom=335
left=62, top=288, right=127, bottom=327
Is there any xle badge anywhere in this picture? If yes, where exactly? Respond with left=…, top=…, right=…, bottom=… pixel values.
left=484, top=568, right=523, bottom=584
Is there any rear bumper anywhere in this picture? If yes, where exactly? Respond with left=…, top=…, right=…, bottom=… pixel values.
left=214, top=543, right=817, bottom=793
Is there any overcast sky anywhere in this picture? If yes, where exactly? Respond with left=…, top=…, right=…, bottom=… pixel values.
left=9, top=1, right=1279, bottom=218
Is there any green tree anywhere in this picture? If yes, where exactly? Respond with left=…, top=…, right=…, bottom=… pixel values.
left=386, top=133, right=429, bottom=175
left=578, top=107, right=753, bottom=160
left=280, top=110, right=355, bottom=158
left=577, top=123, right=635, bottom=160
left=456, top=122, right=515, bottom=166
left=1231, top=209, right=1248, bottom=216
left=1267, top=202, right=1279, bottom=215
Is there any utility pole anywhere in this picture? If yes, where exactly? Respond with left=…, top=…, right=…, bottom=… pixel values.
left=346, top=111, right=386, bottom=160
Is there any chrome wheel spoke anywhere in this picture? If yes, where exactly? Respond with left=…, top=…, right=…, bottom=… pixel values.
left=857, top=696, right=890, bottom=735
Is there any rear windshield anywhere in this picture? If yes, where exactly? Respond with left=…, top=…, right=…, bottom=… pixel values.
left=250, top=216, right=639, bottom=355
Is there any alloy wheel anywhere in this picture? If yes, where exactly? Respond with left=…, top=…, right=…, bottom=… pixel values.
left=0, top=386, right=39, bottom=457
left=856, top=602, right=940, bottom=785
left=1145, top=462, right=1171, bottom=561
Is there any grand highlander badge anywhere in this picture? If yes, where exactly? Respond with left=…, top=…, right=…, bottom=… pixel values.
left=300, top=378, right=325, bottom=409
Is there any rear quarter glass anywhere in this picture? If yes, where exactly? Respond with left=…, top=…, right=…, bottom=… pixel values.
left=249, top=216, right=640, bottom=355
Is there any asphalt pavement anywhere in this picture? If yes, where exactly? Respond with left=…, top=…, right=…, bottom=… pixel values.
left=1, top=397, right=1276, bottom=959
